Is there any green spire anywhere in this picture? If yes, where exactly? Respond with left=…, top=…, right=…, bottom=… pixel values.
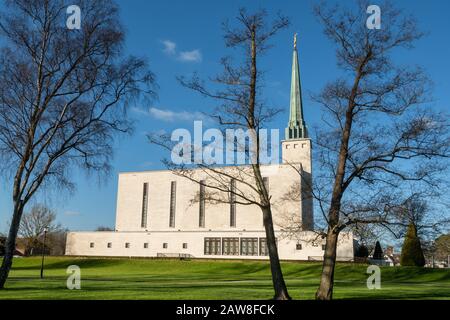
left=285, top=33, right=308, bottom=140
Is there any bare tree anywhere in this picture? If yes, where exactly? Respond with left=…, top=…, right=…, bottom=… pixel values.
left=385, top=191, right=450, bottom=240
left=0, top=0, right=155, bottom=288
left=18, top=204, right=63, bottom=255
left=150, top=8, right=291, bottom=300
left=19, top=204, right=61, bottom=239
left=433, top=234, right=450, bottom=262
left=310, top=1, right=449, bottom=299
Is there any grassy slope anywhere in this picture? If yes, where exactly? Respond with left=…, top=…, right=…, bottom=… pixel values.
left=0, top=256, right=449, bottom=299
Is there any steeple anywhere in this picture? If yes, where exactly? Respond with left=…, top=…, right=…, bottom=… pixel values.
left=285, top=33, right=308, bottom=140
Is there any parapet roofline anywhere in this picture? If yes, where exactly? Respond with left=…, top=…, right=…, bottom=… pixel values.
left=117, top=162, right=295, bottom=176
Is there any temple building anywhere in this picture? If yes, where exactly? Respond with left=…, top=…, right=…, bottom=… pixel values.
left=65, top=36, right=355, bottom=261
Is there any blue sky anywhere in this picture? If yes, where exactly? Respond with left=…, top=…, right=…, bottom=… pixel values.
left=1, top=0, right=449, bottom=232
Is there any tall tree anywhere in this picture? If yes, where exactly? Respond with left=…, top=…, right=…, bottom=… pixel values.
left=0, top=0, right=155, bottom=288
left=311, top=1, right=449, bottom=300
left=150, top=8, right=291, bottom=299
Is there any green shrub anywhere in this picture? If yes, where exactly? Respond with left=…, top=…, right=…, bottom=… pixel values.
left=401, top=223, right=425, bottom=267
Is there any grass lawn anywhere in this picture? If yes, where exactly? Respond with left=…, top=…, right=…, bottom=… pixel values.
left=0, top=256, right=449, bottom=299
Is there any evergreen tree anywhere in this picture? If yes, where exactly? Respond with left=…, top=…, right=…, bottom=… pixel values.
left=373, top=241, right=383, bottom=260
left=355, top=244, right=369, bottom=258
left=401, top=223, right=426, bottom=266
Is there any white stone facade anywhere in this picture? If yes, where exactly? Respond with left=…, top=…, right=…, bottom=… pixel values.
left=65, top=140, right=354, bottom=261
left=66, top=230, right=354, bottom=261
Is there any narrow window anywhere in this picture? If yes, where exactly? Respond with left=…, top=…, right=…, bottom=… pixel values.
left=183, top=243, right=188, bottom=249
left=169, top=181, right=177, bottom=228
left=223, top=238, right=229, bottom=255
left=144, top=243, right=148, bottom=249
left=199, top=180, right=205, bottom=228
left=163, top=243, right=168, bottom=249
left=322, top=244, right=326, bottom=251
left=141, top=182, right=149, bottom=228
left=262, top=177, right=269, bottom=226
left=296, top=243, right=302, bottom=250
left=259, top=238, right=269, bottom=256
left=89, top=242, right=94, bottom=248
left=107, top=242, right=112, bottom=248
left=230, top=179, right=236, bottom=227
left=125, top=242, right=130, bottom=248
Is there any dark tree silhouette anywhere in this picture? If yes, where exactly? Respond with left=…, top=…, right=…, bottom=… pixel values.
left=355, top=244, right=369, bottom=258
left=373, top=241, right=383, bottom=260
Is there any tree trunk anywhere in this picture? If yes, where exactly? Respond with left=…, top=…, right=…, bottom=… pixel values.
left=262, top=206, right=291, bottom=300
left=0, top=201, right=24, bottom=289
left=314, top=65, right=363, bottom=300
left=315, top=229, right=339, bottom=300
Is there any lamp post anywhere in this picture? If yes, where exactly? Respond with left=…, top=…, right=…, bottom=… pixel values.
left=40, top=227, right=48, bottom=279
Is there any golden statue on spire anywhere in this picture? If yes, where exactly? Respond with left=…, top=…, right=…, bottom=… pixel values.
left=294, top=33, right=297, bottom=49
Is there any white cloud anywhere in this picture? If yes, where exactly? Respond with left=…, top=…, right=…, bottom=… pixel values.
left=162, top=40, right=176, bottom=55
left=178, top=49, right=202, bottom=63
left=130, top=107, right=149, bottom=116
left=160, top=39, right=202, bottom=63
left=149, top=107, right=205, bottom=122
left=132, top=107, right=208, bottom=123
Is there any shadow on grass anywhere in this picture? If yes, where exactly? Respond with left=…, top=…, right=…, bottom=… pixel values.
left=12, top=258, right=126, bottom=271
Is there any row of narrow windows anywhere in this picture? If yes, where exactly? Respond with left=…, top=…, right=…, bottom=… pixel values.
left=284, top=142, right=307, bottom=149
left=140, top=178, right=270, bottom=229
left=204, top=237, right=271, bottom=256
left=88, top=239, right=326, bottom=252
left=89, top=242, right=188, bottom=249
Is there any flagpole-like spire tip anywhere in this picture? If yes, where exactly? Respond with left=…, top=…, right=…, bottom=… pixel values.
left=293, top=33, right=297, bottom=49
